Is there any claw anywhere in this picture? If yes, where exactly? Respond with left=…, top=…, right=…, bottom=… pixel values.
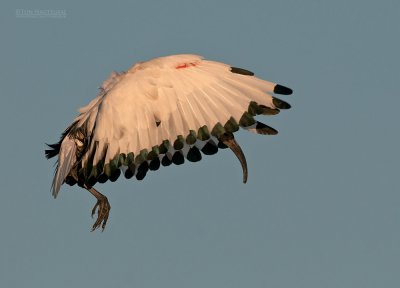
left=91, top=201, right=99, bottom=218
left=90, top=196, right=111, bottom=231
left=218, top=132, right=248, bottom=183
left=83, top=185, right=111, bottom=231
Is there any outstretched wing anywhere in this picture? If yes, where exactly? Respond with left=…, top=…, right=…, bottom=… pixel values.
left=73, top=54, right=292, bottom=185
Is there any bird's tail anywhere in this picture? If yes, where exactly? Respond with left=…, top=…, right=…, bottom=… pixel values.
left=51, top=136, right=77, bottom=198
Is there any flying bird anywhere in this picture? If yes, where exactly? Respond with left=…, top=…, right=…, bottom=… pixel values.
left=45, top=54, right=293, bottom=231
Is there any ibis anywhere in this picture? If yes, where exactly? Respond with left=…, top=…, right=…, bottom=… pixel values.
left=46, top=54, right=293, bottom=231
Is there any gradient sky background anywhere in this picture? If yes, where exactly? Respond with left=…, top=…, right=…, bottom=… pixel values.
left=1, top=0, right=399, bottom=287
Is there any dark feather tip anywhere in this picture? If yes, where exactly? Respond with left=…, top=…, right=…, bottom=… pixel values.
left=109, top=169, right=121, bottom=182
left=187, top=146, right=202, bottom=162
left=172, top=151, right=185, bottom=165
left=149, top=158, right=161, bottom=171
left=161, top=155, right=172, bottom=166
left=272, top=97, right=291, bottom=109
left=255, top=122, right=278, bottom=135
left=97, top=174, right=109, bottom=184
left=136, top=162, right=149, bottom=180
left=274, top=84, right=293, bottom=95
left=201, top=141, right=218, bottom=155
left=124, top=168, right=134, bottom=179
left=230, top=67, right=254, bottom=76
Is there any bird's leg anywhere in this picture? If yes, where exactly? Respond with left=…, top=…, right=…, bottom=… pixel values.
left=68, top=167, right=111, bottom=231
left=83, top=184, right=111, bottom=231
left=218, top=132, right=248, bottom=183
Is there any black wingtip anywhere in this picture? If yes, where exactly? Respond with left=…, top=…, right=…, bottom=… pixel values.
left=255, top=121, right=278, bottom=135
left=230, top=67, right=254, bottom=76
left=274, top=84, right=293, bottom=95
left=272, top=97, right=291, bottom=109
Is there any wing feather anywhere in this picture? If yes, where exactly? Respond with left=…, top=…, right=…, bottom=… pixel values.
left=75, top=54, right=287, bottom=174
left=52, top=136, right=76, bottom=198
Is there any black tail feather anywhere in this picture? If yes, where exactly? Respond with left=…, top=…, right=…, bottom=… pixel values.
left=45, top=121, right=79, bottom=160
left=45, top=143, right=61, bottom=159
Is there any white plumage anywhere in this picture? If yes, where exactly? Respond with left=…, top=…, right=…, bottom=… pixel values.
left=78, top=55, right=274, bottom=165
left=46, top=54, right=293, bottom=231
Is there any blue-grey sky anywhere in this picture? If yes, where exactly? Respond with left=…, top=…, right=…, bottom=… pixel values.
left=1, top=0, right=399, bottom=287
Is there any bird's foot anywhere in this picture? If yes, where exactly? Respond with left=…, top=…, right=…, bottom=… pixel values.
left=90, top=195, right=111, bottom=231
